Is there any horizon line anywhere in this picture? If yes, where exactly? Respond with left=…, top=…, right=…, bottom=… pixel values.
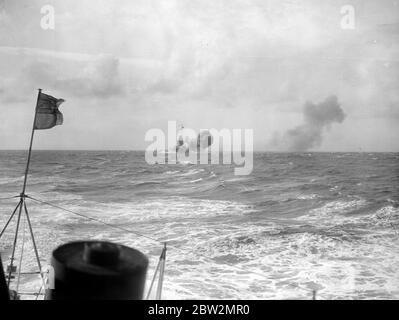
left=0, top=149, right=398, bottom=153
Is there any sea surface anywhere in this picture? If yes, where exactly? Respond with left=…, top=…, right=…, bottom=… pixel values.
left=0, top=151, right=398, bottom=299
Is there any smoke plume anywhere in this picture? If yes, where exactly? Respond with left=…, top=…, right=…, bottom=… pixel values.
left=272, top=95, right=346, bottom=151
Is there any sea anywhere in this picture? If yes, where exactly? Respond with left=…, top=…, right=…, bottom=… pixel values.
left=0, top=151, right=398, bottom=299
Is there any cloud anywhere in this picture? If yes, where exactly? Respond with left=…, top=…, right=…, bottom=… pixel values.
left=0, top=1, right=398, bottom=151
left=0, top=51, right=123, bottom=102
left=271, top=95, right=346, bottom=151
left=56, top=55, right=123, bottom=98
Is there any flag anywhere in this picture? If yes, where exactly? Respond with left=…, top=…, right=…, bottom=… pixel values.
left=34, top=92, right=65, bottom=130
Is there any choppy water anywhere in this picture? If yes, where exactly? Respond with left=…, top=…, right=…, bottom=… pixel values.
left=0, top=151, right=398, bottom=299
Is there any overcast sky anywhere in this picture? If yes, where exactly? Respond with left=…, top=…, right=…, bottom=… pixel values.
left=0, top=0, right=398, bottom=151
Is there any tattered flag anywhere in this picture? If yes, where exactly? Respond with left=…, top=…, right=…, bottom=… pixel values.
left=34, top=92, right=65, bottom=130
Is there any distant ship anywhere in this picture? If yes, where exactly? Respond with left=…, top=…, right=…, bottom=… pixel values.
left=176, top=125, right=213, bottom=154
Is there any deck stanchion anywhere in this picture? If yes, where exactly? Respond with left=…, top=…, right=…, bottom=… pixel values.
left=155, top=243, right=167, bottom=300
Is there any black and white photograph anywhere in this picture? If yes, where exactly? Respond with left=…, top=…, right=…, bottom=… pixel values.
left=0, top=0, right=398, bottom=306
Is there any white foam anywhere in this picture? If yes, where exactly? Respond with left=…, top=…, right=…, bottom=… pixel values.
left=3, top=196, right=399, bottom=300
left=297, top=194, right=319, bottom=200
left=296, top=199, right=368, bottom=224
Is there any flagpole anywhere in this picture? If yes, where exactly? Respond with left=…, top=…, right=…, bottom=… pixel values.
left=1, top=88, right=63, bottom=296
left=21, top=89, right=41, bottom=197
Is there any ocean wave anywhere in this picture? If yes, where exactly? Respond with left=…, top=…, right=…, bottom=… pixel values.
left=372, top=205, right=399, bottom=226
left=2, top=151, right=399, bottom=299
left=190, top=178, right=203, bottom=183
left=164, top=170, right=180, bottom=175
left=209, top=171, right=217, bottom=178
left=175, top=222, right=399, bottom=299
left=295, top=199, right=368, bottom=225
left=177, top=161, right=195, bottom=165
left=0, top=176, right=24, bottom=185
left=296, top=194, right=320, bottom=200
left=180, top=169, right=205, bottom=176
left=130, top=181, right=163, bottom=187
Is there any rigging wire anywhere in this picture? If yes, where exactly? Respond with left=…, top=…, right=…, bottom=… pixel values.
left=26, top=195, right=161, bottom=245
left=15, top=213, right=27, bottom=293
left=0, top=196, right=19, bottom=200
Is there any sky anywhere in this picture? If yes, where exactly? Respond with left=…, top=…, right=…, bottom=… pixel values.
left=0, top=0, right=398, bottom=151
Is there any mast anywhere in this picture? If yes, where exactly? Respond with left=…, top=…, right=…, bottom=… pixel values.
left=21, top=89, right=41, bottom=196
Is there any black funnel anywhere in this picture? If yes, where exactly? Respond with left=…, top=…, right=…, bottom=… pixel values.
left=46, top=241, right=148, bottom=300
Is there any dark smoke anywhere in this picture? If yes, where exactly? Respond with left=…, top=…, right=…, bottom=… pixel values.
left=273, top=95, right=346, bottom=151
